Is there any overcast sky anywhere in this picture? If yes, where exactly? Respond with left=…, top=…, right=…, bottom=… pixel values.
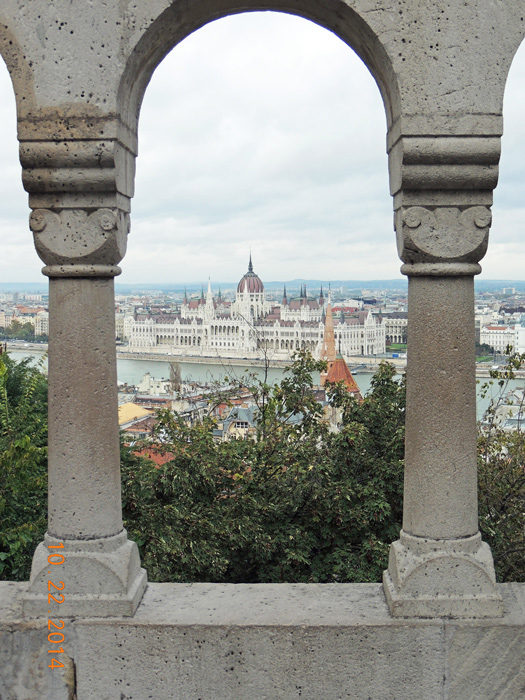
left=0, top=12, right=524, bottom=285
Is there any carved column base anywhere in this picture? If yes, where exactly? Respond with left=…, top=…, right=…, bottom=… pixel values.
left=383, top=530, right=503, bottom=619
left=23, top=530, right=147, bottom=618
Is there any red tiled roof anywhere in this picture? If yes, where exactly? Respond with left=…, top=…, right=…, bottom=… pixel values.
left=133, top=446, right=174, bottom=467
left=322, top=358, right=362, bottom=399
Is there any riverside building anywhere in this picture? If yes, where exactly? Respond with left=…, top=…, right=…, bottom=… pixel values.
left=122, top=257, right=385, bottom=359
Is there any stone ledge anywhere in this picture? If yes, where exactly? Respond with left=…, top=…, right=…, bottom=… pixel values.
left=1, top=582, right=524, bottom=700
left=2, top=581, right=525, bottom=627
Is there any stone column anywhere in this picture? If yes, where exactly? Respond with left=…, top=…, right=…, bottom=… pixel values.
left=21, top=139, right=147, bottom=617
left=383, top=134, right=503, bottom=618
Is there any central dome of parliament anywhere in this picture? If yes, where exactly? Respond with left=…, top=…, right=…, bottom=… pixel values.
left=237, top=255, right=264, bottom=294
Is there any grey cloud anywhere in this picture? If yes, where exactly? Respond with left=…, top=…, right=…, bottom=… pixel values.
left=1, top=13, right=525, bottom=283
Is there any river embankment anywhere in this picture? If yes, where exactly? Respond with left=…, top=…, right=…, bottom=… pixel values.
left=5, top=342, right=525, bottom=421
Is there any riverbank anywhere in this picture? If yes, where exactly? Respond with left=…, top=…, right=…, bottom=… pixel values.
left=116, top=349, right=293, bottom=368
left=5, top=342, right=525, bottom=380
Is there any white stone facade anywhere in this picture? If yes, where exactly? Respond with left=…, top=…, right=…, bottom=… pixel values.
left=480, top=325, right=516, bottom=353
left=34, top=310, right=49, bottom=336
left=123, top=263, right=385, bottom=359
left=383, top=313, right=408, bottom=344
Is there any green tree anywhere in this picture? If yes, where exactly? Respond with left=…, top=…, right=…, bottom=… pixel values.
left=0, top=353, right=48, bottom=580
left=2, top=350, right=522, bottom=585
left=0, top=320, right=37, bottom=342
left=122, top=356, right=406, bottom=584
left=478, top=349, right=525, bottom=582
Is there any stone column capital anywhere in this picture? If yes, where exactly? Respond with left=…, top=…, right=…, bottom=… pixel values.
left=388, top=131, right=500, bottom=275
left=20, top=137, right=135, bottom=276
left=29, top=206, right=128, bottom=276
left=395, top=204, right=491, bottom=273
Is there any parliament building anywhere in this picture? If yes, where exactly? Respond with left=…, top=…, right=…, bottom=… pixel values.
left=123, top=257, right=386, bottom=360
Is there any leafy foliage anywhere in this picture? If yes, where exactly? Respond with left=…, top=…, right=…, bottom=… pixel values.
left=1, top=349, right=523, bottom=585
left=0, top=353, right=48, bottom=579
left=478, top=349, right=525, bottom=582
left=122, top=356, right=406, bottom=583
left=0, top=320, right=46, bottom=342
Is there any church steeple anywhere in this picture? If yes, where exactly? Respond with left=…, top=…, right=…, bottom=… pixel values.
left=319, top=285, right=325, bottom=305
left=320, top=294, right=362, bottom=400
left=282, top=284, right=288, bottom=306
left=320, top=297, right=336, bottom=362
left=205, top=277, right=214, bottom=318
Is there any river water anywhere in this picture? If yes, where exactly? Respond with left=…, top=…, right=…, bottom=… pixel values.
left=7, top=349, right=523, bottom=421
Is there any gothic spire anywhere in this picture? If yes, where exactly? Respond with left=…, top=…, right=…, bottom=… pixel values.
left=320, top=298, right=336, bottom=363
left=320, top=296, right=361, bottom=399
left=248, top=253, right=253, bottom=273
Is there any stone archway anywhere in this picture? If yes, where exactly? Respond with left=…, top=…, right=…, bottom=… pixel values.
left=118, top=2, right=400, bottom=141
left=2, top=0, right=522, bottom=621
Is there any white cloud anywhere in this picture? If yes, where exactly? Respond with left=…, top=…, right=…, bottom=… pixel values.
left=1, top=14, right=525, bottom=284
left=129, top=13, right=394, bottom=283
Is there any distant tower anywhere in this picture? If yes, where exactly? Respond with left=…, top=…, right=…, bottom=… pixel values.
left=234, top=254, right=266, bottom=321
left=204, top=277, right=214, bottom=320
left=282, top=284, right=288, bottom=306
left=320, top=296, right=336, bottom=363
left=319, top=285, right=325, bottom=306
left=320, top=296, right=361, bottom=400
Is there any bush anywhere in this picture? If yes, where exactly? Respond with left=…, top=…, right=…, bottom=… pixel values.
left=122, top=357, right=406, bottom=583
left=0, top=353, right=48, bottom=579
left=478, top=350, right=525, bottom=582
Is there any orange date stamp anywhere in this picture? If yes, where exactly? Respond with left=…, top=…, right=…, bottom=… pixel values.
left=46, top=542, right=66, bottom=669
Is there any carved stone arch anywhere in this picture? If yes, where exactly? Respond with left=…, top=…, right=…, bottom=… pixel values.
left=117, top=1, right=401, bottom=143
left=0, top=21, right=34, bottom=122
left=500, top=27, right=525, bottom=114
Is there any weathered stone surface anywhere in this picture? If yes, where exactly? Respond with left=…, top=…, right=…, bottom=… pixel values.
left=396, top=205, right=491, bottom=265
left=30, top=208, right=128, bottom=269
left=2, top=583, right=525, bottom=699
left=23, top=532, right=147, bottom=619
left=385, top=532, right=503, bottom=619
left=385, top=274, right=501, bottom=618
left=402, top=275, right=479, bottom=539
left=22, top=278, right=147, bottom=618
left=0, top=0, right=524, bottom=693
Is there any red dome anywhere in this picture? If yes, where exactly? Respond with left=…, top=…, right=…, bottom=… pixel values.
left=237, top=256, right=264, bottom=294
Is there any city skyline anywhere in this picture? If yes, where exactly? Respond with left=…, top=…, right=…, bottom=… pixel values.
left=1, top=13, right=524, bottom=284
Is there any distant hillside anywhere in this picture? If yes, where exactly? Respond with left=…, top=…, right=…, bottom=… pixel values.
left=0, top=282, right=49, bottom=293
left=0, top=279, right=524, bottom=295
left=110, top=280, right=409, bottom=294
